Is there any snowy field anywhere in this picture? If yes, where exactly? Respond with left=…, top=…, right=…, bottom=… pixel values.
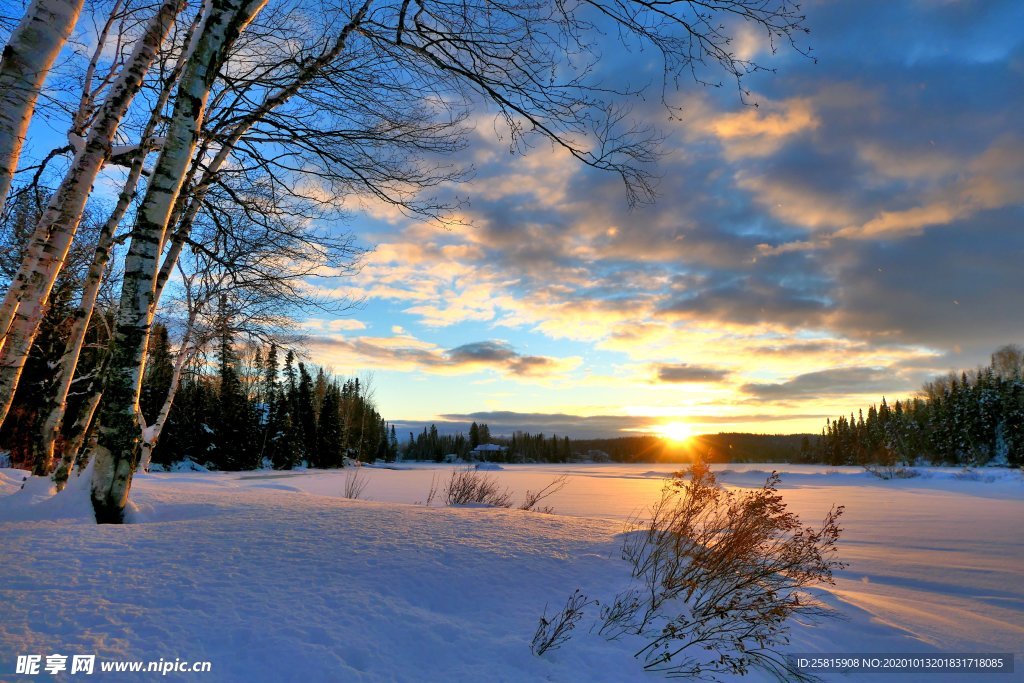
left=1, top=463, right=1021, bottom=681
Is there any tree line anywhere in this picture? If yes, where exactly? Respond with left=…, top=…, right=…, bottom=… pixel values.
left=144, top=328, right=399, bottom=472
left=0, top=269, right=398, bottom=472
left=812, top=344, right=1024, bottom=468
left=398, top=425, right=812, bottom=464
left=401, top=423, right=574, bottom=462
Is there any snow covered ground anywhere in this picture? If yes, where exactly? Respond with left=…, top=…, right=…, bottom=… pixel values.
left=1, top=463, right=1021, bottom=681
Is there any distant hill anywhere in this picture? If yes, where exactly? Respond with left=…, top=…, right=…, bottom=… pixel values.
left=569, top=433, right=816, bottom=463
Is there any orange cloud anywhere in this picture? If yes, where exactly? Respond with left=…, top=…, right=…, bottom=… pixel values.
left=697, top=97, right=820, bottom=158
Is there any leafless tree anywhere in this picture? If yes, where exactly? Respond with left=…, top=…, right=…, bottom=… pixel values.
left=991, top=344, right=1024, bottom=379
left=0, top=0, right=186, bottom=426
left=33, top=12, right=199, bottom=481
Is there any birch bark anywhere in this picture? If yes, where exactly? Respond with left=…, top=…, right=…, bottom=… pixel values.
left=0, top=0, right=184, bottom=428
left=0, top=0, right=86, bottom=205
left=90, top=0, right=269, bottom=523
left=33, top=18, right=196, bottom=482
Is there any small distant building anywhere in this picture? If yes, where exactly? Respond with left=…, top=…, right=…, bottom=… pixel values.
left=470, top=443, right=507, bottom=459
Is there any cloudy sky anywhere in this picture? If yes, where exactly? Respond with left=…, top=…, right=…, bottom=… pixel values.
left=305, top=0, right=1024, bottom=439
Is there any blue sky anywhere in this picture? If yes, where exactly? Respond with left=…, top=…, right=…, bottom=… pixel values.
left=295, top=0, right=1024, bottom=439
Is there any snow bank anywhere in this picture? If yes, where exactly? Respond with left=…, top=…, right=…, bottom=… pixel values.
left=0, top=467, right=28, bottom=494
left=1, top=480, right=638, bottom=682
left=0, top=461, right=97, bottom=523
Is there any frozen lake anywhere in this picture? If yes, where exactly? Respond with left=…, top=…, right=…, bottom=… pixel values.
left=236, top=462, right=1024, bottom=654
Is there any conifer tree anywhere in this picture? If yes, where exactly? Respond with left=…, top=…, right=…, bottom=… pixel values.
left=296, top=363, right=318, bottom=465
left=140, top=324, right=174, bottom=426
left=317, top=382, right=344, bottom=467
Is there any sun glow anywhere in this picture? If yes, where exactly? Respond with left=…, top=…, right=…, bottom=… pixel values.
left=658, top=421, right=694, bottom=444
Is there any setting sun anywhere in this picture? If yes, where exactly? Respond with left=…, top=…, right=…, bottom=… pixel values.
left=658, top=421, right=694, bottom=443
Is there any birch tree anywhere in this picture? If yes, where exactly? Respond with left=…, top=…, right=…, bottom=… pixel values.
left=32, top=9, right=200, bottom=483
left=136, top=266, right=210, bottom=473
left=0, top=0, right=185, bottom=427
left=91, top=0, right=272, bottom=522
left=0, top=0, right=87, bottom=205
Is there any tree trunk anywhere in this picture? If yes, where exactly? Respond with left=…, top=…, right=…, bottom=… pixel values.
left=33, top=30, right=193, bottom=479
left=52, top=377, right=103, bottom=489
left=91, top=0, right=269, bottom=524
left=0, top=0, right=184, bottom=429
left=32, top=193, right=119, bottom=478
left=0, top=0, right=85, bottom=205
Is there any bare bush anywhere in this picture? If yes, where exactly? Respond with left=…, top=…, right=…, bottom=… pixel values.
left=343, top=467, right=368, bottom=499
left=520, top=475, right=568, bottom=513
left=531, top=462, right=845, bottom=679
left=952, top=467, right=994, bottom=483
left=597, top=589, right=643, bottom=641
left=444, top=467, right=513, bottom=507
left=591, top=461, right=845, bottom=680
left=531, top=589, right=592, bottom=656
left=423, top=472, right=440, bottom=506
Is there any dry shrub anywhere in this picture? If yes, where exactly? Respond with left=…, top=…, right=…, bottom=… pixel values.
left=531, top=589, right=593, bottom=656
left=444, top=467, right=513, bottom=507
left=519, top=474, right=568, bottom=513
left=423, top=472, right=440, bottom=506
left=531, top=461, right=845, bottom=680
left=864, top=463, right=920, bottom=480
left=602, top=461, right=845, bottom=680
left=343, top=466, right=368, bottom=499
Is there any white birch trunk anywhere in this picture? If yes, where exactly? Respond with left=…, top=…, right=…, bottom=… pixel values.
left=32, top=223, right=114, bottom=478
left=91, top=0, right=269, bottom=524
left=36, top=18, right=195, bottom=482
left=0, top=0, right=85, bottom=205
left=34, top=164, right=136, bottom=481
left=0, top=0, right=184, bottom=429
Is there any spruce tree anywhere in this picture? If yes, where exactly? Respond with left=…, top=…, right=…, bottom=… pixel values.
left=213, top=295, right=249, bottom=469
left=317, top=382, right=344, bottom=467
left=296, top=363, right=318, bottom=466
left=140, top=323, right=174, bottom=426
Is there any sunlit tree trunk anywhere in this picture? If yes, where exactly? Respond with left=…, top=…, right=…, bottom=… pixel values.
left=91, top=0, right=270, bottom=523
left=31, top=222, right=114, bottom=478
left=0, top=0, right=85, bottom=205
left=0, top=0, right=184, bottom=429
left=33, top=18, right=195, bottom=481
